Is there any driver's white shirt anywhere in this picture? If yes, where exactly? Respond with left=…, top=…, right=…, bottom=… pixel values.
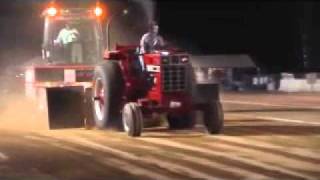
left=55, top=28, right=79, bottom=45
left=140, top=32, right=164, bottom=54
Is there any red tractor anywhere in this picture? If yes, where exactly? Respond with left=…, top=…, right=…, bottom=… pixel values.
left=25, top=2, right=223, bottom=136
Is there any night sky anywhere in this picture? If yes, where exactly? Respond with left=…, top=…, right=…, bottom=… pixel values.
left=157, top=1, right=307, bottom=73
left=0, top=0, right=319, bottom=73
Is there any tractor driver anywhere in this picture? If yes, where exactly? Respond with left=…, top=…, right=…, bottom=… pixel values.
left=138, top=21, right=164, bottom=71
left=54, top=22, right=83, bottom=63
left=140, top=21, right=165, bottom=54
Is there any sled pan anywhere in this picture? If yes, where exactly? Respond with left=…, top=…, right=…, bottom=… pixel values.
left=44, top=86, right=86, bottom=129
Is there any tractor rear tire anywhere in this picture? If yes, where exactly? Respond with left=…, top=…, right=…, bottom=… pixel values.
left=167, top=113, right=195, bottom=130
left=203, top=101, right=224, bottom=134
left=122, top=103, right=143, bottom=137
left=93, top=61, right=124, bottom=129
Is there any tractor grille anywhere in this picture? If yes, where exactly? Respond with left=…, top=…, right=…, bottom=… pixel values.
left=161, top=56, right=188, bottom=92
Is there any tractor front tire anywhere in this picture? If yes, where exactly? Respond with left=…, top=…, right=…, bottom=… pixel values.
left=167, top=113, right=195, bottom=130
left=203, top=101, right=224, bottom=134
left=93, top=61, right=124, bottom=129
left=122, top=103, right=143, bottom=137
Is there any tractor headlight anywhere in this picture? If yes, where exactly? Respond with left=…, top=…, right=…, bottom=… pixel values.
left=181, top=56, right=189, bottom=63
left=160, top=51, right=170, bottom=56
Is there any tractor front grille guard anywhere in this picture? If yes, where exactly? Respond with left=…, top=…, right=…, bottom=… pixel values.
left=161, top=55, right=188, bottom=92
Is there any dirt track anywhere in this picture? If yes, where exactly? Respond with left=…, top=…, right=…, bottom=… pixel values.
left=0, top=91, right=320, bottom=180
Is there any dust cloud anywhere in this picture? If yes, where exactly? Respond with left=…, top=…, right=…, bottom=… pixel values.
left=0, top=92, right=49, bottom=131
left=0, top=47, right=47, bottom=131
left=0, top=57, right=48, bottom=131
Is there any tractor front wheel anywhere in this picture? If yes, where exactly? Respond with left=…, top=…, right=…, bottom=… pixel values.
left=122, top=103, right=143, bottom=137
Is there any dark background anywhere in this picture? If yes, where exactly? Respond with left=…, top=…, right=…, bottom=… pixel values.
left=0, top=0, right=319, bottom=73
left=157, top=1, right=307, bottom=73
